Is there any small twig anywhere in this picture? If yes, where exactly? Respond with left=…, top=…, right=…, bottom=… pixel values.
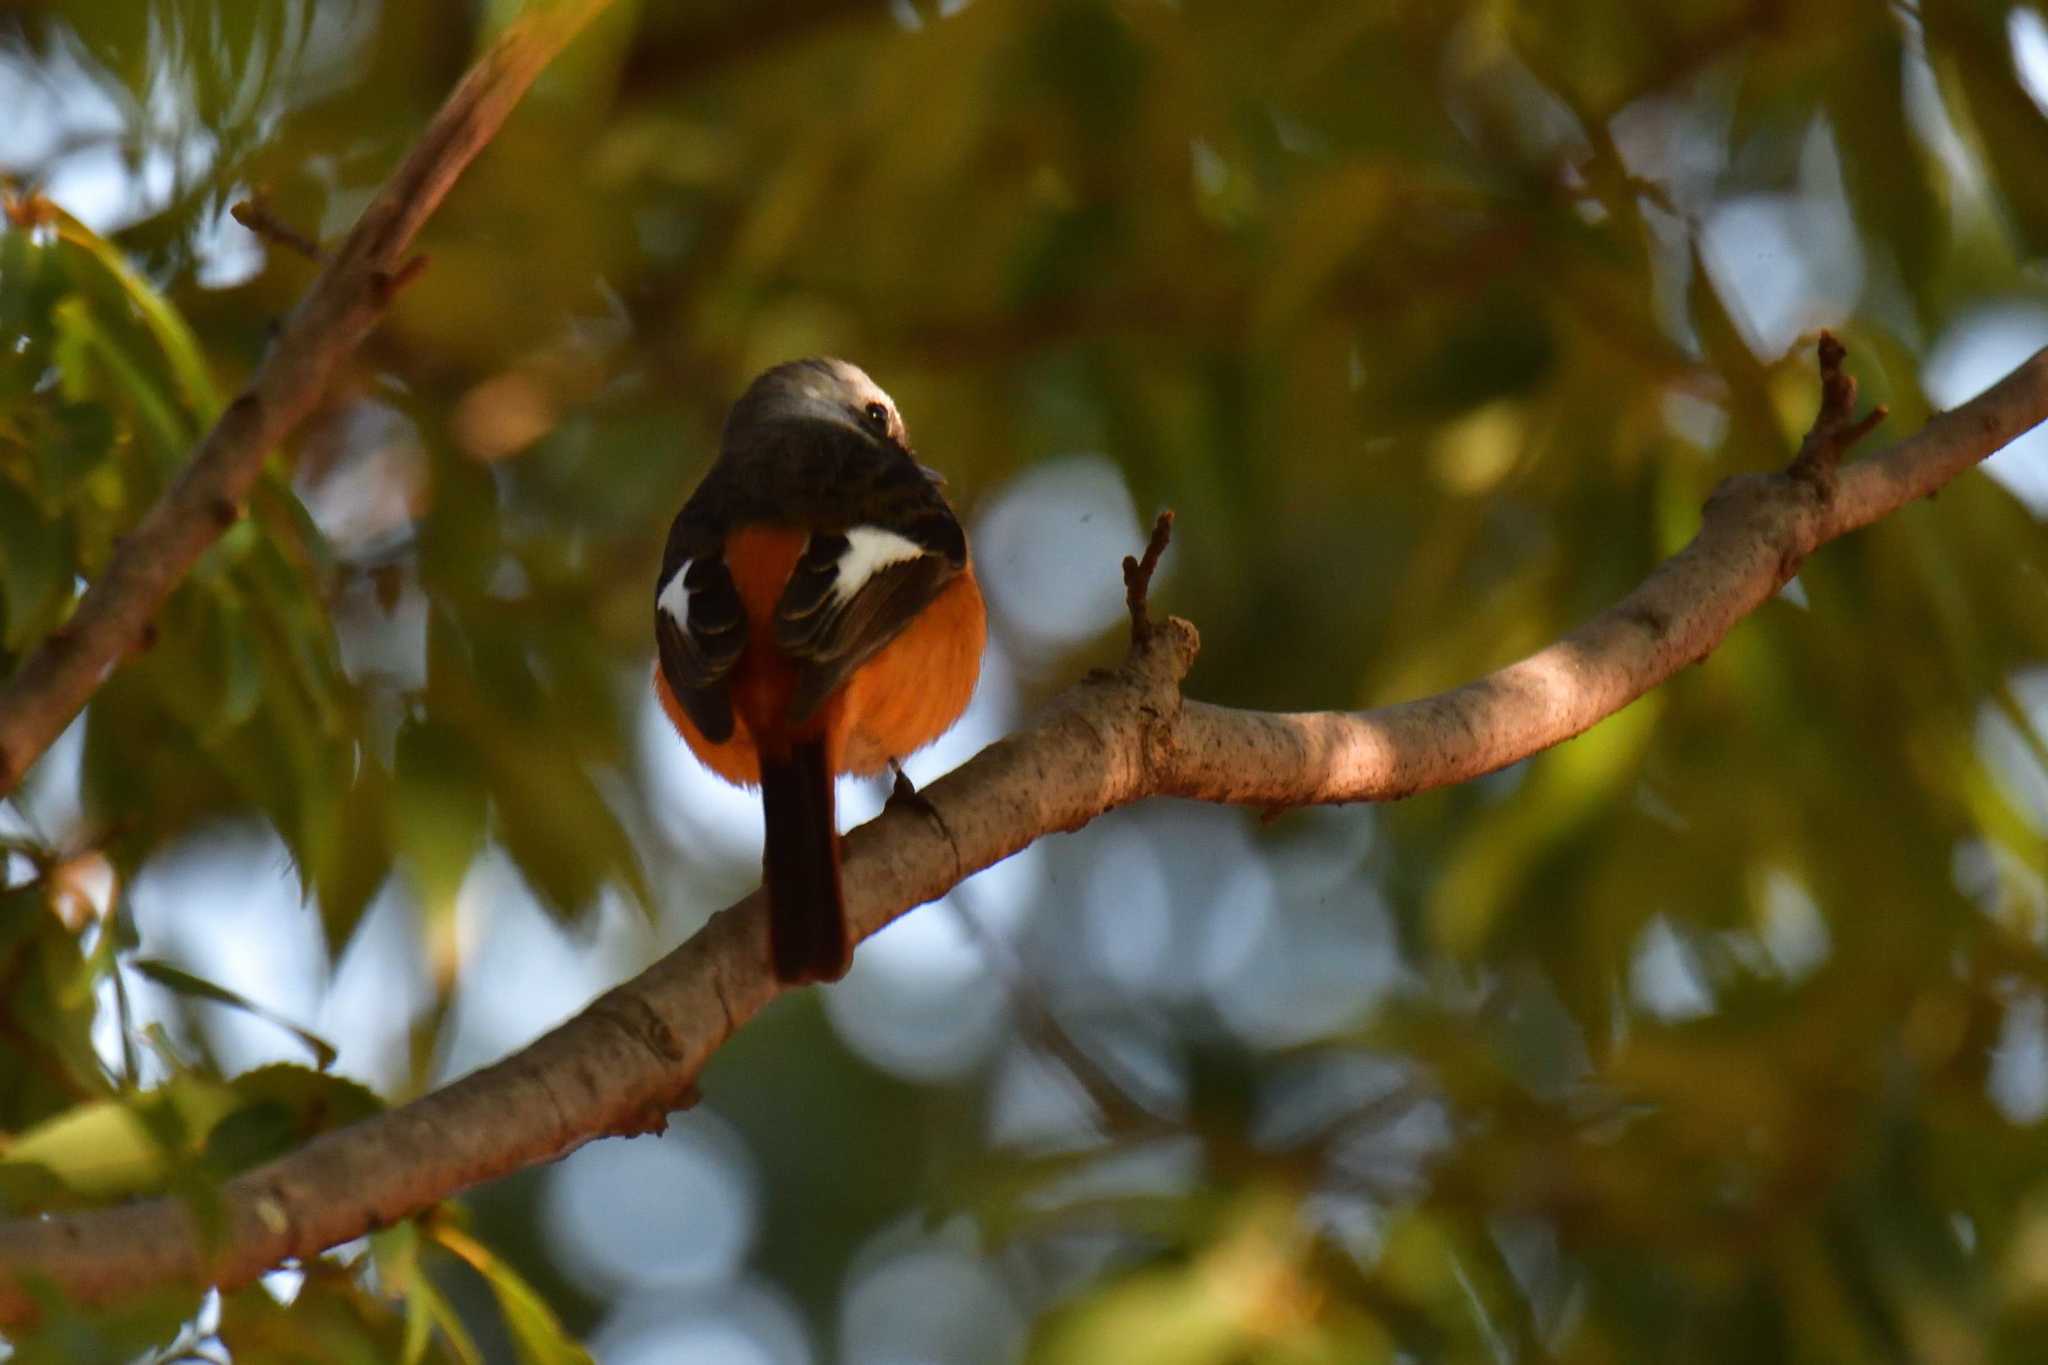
left=888, top=767, right=1152, bottom=1128
left=1787, top=331, right=1888, bottom=498
left=230, top=197, right=323, bottom=262
left=896, top=751, right=1159, bottom=1132
left=370, top=254, right=430, bottom=304
left=888, top=773, right=1163, bottom=1129
left=936, top=895, right=1164, bottom=1136
left=1123, top=509, right=1176, bottom=643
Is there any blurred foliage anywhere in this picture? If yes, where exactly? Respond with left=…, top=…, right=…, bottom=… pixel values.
left=3, top=0, right=2048, bottom=1360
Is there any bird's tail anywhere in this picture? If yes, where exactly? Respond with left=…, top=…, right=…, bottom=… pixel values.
left=758, top=739, right=849, bottom=983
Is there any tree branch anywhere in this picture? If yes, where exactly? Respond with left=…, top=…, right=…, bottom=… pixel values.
left=0, top=334, right=2043, bottom=1318
left=0, top=0, right=615, bottom=798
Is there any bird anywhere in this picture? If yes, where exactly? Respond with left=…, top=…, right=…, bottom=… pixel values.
left=653, top=358, right=986, bottom=984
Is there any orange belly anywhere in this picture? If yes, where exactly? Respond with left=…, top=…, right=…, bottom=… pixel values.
left=655, top=527, right=987, bottom=786
left=832, top=566, right=986, bottom=776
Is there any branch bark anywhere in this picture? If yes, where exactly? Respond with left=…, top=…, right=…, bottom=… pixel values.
left=0, top=0, right=615, bottom=798
left=0, top=335, right=2044, bottom=1319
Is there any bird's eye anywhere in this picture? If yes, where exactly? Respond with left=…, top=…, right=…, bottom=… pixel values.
left=861, top=401, right=891, bottom=434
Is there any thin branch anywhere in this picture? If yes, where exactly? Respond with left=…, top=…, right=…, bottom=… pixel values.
left=0, top=0, right=616, bottom=798
left=1787, top=330, right=1888, bottom=498
left=0, top=336, right=2043, bottom=1318
left=1123, top=509, right=1175, bottom=643
left=938, top=895, right=1166, bottom=1137
left=228, top=197, right=323, bottom=263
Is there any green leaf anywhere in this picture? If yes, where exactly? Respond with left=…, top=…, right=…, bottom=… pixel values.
left=221, top=1268, right=457, bottom=1365
left=202, top=1101, right=299, bottom=1176
left=1, top=1100, right=171, bottom=1200
left=0, top=884, right=116, bottom=1129
left=394, top=717, right=490, bottom=916
left=130, top=957, right=337, bottom=1069
left=52, top=207, right=222, bottom=424
left=228, top=1060, right=385, bottom=1133
left=30, top=401, right=118, bottom=504
left=1397, top=289, right=1558, bottom=419
left=1824, top=27, right=1944, bottom=316
left=1924, top=7, right=2048, bottom=260
left=165, top=1064, right=378, bottom=1230
left=50, top=293, right=193, bottom=471
left=410, top=1278, right=485, bottom=1365
left=0, top=473, right=77, bottom=655
left=307, top=764, right=399, bottom=953
left=0, top=226, right=67, bottom=394
left=6, top=1277, right=205, bottom=1365
left=419, top=603, right=648, bottom=916
left=211, top=595, right=269, bottom=735
left=375, top=1222, right=487, bottom=1365
left=431, top=1223, right=594, bottom=1365
left=0, top=1160, right=75, bottom=1217
left=1429, top=691, right=1666, bottom=957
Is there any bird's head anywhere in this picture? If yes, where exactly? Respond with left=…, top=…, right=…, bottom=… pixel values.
left=723, top=356, right=907, bottom=451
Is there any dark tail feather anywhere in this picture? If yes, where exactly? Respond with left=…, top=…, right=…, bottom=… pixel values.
left=759, top=740, right=849, bottom=983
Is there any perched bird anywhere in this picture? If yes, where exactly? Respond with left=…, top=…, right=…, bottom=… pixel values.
left=654, top=358, right=986, bottom=983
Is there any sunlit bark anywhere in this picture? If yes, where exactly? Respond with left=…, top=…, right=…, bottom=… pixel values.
left=1, top=332, right=2044, bottom=1320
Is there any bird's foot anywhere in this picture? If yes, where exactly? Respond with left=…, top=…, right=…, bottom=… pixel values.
left=886, top=762, right=935, bottom=818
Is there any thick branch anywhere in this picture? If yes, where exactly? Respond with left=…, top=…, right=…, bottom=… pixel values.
left=0, top=343, right=2042, bottom=1319
left=1164, top=343, right=2044, bottom=806
left=0, top=0, right=614, bottom=797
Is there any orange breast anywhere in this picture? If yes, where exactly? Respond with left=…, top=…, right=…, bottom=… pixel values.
left=655, top=530, right=986, bottom=786
left=832, top=565, right=986, bottom=777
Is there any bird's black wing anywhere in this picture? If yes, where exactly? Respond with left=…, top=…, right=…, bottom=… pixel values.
left=654, top=512, right=746, bottom=743
left=775, top=505, right=967, bottom=725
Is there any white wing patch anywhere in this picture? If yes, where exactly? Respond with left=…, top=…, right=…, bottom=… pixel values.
left=657, top=558, right=693, bottom=631
left=833, top=527, right=926, bottom=602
